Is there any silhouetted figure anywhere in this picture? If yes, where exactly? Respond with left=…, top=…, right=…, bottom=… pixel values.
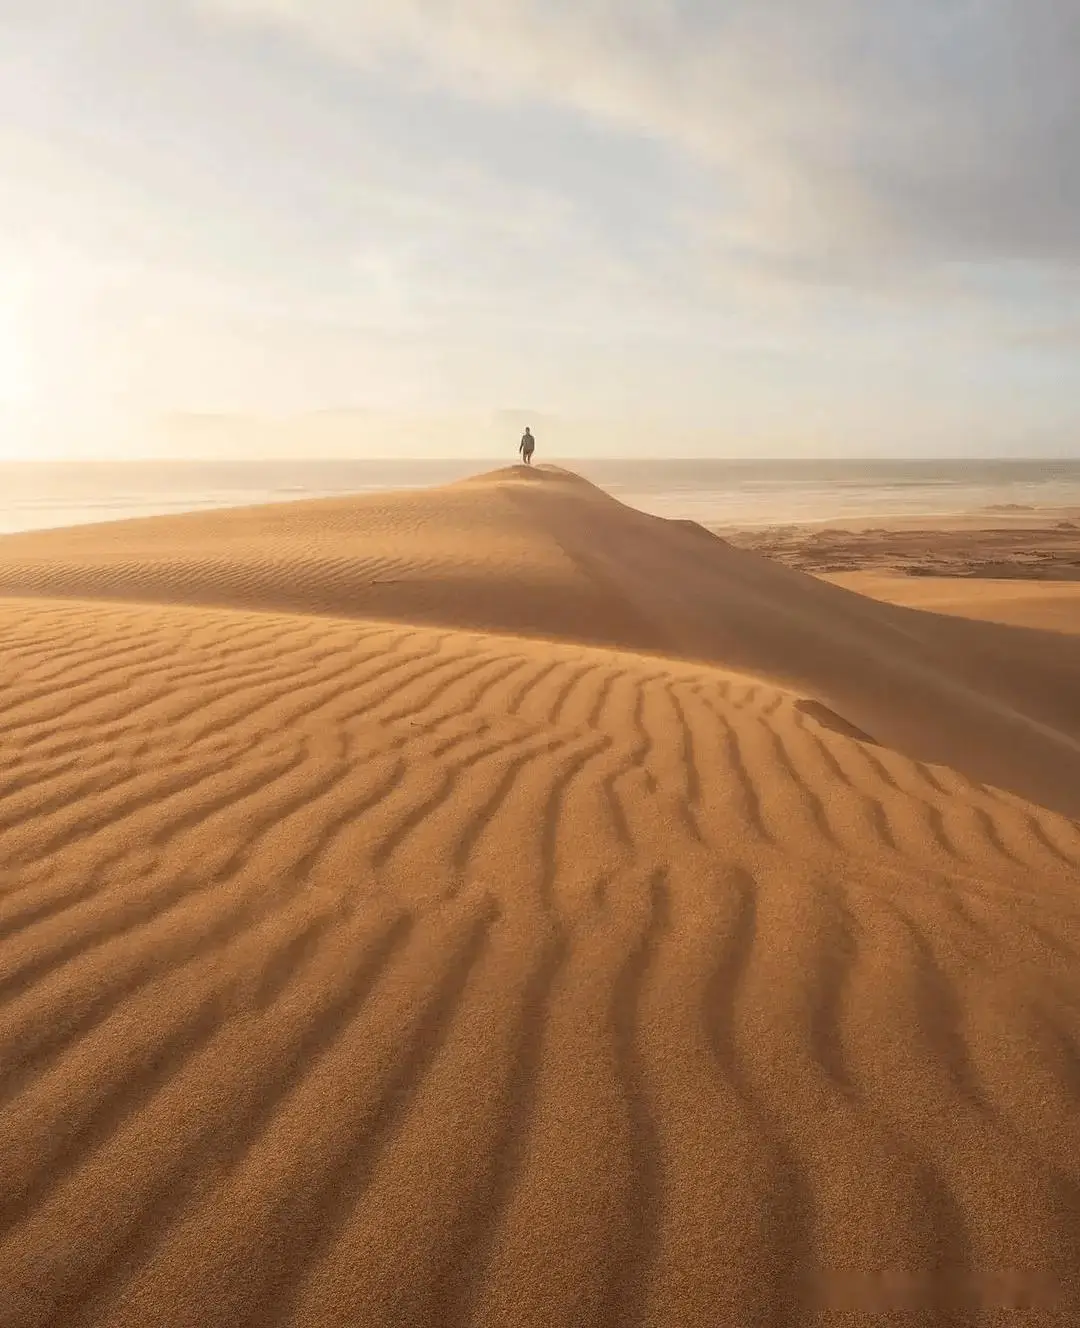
left=519, top=427, right=536, bottom=466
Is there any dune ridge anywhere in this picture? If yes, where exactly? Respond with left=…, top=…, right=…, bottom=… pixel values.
left=2, top=465, right=1079, bottom=819
left=1, top=465, right=1079, bottom=1325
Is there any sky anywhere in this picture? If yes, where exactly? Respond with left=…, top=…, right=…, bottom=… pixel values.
left=1, top=0, right=1079, bottom=459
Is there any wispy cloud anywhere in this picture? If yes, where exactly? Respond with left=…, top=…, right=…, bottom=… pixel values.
left=200, top=0, right=1080, bottom=281
left=2, top=1, right=1079, bottom=452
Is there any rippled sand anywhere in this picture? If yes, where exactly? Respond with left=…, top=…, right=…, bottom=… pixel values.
left=1, top=466, right=1078, bottom=1326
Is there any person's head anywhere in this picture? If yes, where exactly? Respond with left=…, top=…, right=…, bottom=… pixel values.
left=524, top=427, right=532, bottom=436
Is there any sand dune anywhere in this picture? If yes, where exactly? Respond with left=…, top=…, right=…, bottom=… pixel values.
left=3, top=466, right=1080, bottom=816
left=1, top=465, right=1079, bottom=1325
left=827, top=573, right=1080, bottom=635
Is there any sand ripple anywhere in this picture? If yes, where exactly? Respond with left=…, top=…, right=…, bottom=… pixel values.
left=1, top=468, right=1079, bottom=1324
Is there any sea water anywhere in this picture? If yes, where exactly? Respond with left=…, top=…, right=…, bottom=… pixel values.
left=2, top=459, right=1080, bottom=536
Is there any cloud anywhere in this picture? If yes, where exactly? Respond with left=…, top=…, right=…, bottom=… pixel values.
left=198, top=1, right=1080, bottom=281
left=5, top=0, right=1079, bottom=447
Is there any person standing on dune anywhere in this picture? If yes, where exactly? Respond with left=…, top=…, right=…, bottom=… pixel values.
left=519, top=427, right=536, bottom=466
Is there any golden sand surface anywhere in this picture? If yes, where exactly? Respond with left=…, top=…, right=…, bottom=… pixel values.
left=1, top=466, right=1079, bottom=1326
left=727, top=516, right=1080, bottom=581
left=825, top=573, right=1080, bottom=636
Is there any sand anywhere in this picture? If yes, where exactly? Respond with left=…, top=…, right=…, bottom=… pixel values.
left=0, top=464, right=1079, bottom=1326
left=825, top=574, right=1080, bottom=636
left=726, top=515, right=1080, bottom=581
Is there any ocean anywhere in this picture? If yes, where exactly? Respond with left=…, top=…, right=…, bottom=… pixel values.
left=2, top=459, right=1080, bottom=536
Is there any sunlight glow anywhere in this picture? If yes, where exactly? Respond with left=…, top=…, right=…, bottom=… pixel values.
left=0, top=312, right=29, bottom=408
left=0, top=304, right=45, bottom=459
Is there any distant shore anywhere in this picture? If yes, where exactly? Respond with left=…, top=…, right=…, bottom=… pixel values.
left=724, top=508, right=1080, bottom=579
left=4, top=457, right=1080, bottom=536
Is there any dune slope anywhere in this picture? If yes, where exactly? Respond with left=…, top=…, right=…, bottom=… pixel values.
left=1, top=465, right=1079, bottom=818
left=827, top=572, right=1080, bottom=635
left=1, top=466, right=1079, bottom=1326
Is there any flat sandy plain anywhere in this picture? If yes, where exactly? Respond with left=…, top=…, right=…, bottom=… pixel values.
left=1, top=466, right=1079, bottom=1326
left=726, top=511, right=1080, bottom=581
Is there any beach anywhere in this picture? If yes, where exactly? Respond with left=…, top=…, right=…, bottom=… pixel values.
left=1, top=464, right=1079, bottom=1325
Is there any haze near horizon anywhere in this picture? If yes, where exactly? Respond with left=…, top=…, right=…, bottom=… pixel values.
left=2, top=2, right=1079, bottom=459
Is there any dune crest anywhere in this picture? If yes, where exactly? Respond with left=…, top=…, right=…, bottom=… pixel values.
left=1, top=465, right=1079, bottom=816
left=1, top=467, right=1079, bottom=1325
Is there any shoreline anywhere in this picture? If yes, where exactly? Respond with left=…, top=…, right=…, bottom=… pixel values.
left=725, top=511, right=1080, bottom=580
left=4, top=457, right=1080, bottom=540
left=7, top=498, right=1080, bottom=541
